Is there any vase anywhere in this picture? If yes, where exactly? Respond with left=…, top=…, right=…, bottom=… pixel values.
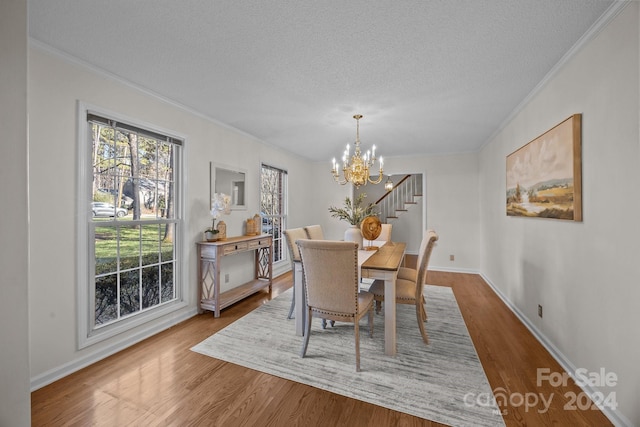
left=216, top=220, right=227, bottom=240
left=204, top=230, right=219, bottom=242
left=344, top=225, right=363, bottom=249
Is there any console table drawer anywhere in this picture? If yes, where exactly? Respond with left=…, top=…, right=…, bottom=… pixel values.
left=200, top=245, right=217, bottom=259
left=223, top=242, right=248, bottom=255
left=248, top=238, right=271, bottom=249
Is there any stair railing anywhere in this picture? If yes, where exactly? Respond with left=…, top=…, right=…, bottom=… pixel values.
left=376, top=174, right=422, bottom=223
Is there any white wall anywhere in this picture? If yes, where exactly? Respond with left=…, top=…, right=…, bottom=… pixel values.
left=0, top=0, right=31, bottom=425
left=27, top=45, right=317, bottom=386
left=479, top=4, right=639, bottom=426
left=387, top=153, right=481, bottom=270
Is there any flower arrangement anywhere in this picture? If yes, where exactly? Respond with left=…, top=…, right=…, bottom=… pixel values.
left=328, top=193, right=378, bottom=226
left=207, top=192, right=231, bottom=233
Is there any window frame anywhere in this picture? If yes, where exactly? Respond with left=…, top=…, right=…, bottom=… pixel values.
left=76, top=102, right=187, bottom=349
left=260, top=163, right=288, bottom=265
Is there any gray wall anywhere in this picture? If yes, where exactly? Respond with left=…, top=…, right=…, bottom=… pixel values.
left=0, top=0, right=30, bottom=425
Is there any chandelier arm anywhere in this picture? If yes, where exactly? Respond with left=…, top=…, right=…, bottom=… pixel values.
left=368, top=172, right=384, bottom=185
left=334, top=177, right=349, bottom=185
left=332, top=167, right=350, bottom=185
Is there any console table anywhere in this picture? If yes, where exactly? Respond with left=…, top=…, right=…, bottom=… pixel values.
left=197, top=234, right=272, bottom=317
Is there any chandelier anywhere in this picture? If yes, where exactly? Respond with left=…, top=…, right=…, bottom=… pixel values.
left=331, top=114, right=384, bottom=188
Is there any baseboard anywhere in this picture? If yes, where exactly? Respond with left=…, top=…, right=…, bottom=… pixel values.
left=479, top=273, right=633, bottom=427
left=272, top=261, right=290, bottom=279
left=429, top=265, right=480, bottom=274
left=30, top=308, right=198, bottom=391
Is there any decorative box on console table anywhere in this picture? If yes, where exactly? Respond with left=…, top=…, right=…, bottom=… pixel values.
left=197, top=234, right=273, bottom=317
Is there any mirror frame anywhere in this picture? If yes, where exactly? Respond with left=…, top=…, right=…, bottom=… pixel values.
left=210, top=162, right=247, bottom=210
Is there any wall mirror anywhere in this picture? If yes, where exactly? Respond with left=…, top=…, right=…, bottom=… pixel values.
left=210, top=163, right=247, bottom=210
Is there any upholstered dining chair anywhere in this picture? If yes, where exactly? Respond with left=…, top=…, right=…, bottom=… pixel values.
left=396, top=227, right=429, bottom=282
left=378, top=223, right=392, bottom=242
left=304, top=224, right=324, bottom=240
left=296, top=240, right=374, bottom=372
left=283, top=228, right=309, bottom=319
left=303, top=223, right=333, bottom=328
left=369, top=229, right=438, bottom=344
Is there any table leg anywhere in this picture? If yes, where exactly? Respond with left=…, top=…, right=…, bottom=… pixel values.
left=213, top=256, right=221, bottom=318
left=384, top=277, right=397, bottom=356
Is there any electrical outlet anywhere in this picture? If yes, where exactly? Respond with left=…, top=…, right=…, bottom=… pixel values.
left=449, top=254, right=455, bottom=261
left=225, top=273, right=230, bottom=283
left=538, top=304, right=543, bottom=318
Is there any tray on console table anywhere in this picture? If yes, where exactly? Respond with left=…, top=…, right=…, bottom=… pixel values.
left=197, top=234, right=273, bottom=317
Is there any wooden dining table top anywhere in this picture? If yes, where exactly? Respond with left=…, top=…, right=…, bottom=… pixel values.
left=361, top=241, right=406, bottom=271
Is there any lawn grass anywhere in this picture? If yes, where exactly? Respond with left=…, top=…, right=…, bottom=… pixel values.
left=94, top=222, right=174, bottom=268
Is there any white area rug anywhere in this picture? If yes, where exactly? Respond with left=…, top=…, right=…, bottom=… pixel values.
left=192, top=285, right=504, bottom=427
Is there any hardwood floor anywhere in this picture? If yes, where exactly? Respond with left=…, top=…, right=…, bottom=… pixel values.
left=31, top=270, right=613, bottom=426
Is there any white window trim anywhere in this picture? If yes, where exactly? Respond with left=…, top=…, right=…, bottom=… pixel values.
left=260, top=163, right=288, bottom=266
left=76, top=101, right=188, bottom=349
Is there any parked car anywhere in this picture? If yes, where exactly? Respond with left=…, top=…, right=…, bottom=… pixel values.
left=97, top=188, right=134, bottom=208
left=92, top=202, right=128, bottom=218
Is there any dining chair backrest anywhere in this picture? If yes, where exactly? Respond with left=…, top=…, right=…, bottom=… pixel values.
left=378, top=223, right=392, bottom=242
left=283, top=227, right=310, bottom=320
left=297, top=240, right=359, bottom=316
left=304, top=224, right=324, bottom=240
left=283, top=228, right=308, bottom=265
left=414, top=229, right=439, bottom=299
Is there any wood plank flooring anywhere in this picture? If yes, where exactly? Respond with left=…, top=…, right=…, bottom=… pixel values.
left=31, top=270, right=613, bottom=426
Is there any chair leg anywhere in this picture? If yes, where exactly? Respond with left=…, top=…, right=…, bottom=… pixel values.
left=354, top=320, right=361, bottom=372
left=416, top=304, right=429, bottom=344
left=368, top=306, right=374, bottom=337
left=375, top=299, right=382, bottom=314
left=300, top=307, right=312, bottom=358
left=287, top=285, right=295, bottom=319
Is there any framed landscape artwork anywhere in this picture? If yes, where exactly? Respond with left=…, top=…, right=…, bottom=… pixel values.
left=506, top=114, right=582, bottom=221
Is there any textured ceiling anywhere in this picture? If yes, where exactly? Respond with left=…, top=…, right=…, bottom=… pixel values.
left=29, top=0, right=617, bottom=162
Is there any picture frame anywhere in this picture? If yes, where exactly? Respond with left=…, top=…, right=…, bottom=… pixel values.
left=506, top=114, right=582, bottom=221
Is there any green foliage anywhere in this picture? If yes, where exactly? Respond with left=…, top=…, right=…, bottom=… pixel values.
left=328, top=193, right=378, bottom=226
left=93, top=191, right=112, bottom=203
left=94, top=253, right=175, bottom=325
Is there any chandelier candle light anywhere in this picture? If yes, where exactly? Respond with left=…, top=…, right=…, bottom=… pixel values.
left=331, top=114, right=384, bottom=188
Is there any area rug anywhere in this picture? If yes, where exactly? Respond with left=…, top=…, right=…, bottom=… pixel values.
left=191, top=285, right=504, bottom=427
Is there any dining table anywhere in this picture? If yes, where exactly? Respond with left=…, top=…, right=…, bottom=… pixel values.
left=293, top=241, right=406, bottom=357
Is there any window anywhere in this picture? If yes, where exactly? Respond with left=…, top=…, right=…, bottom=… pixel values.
left=78, top=106, right=184, bottom=347
left=260, top=164, right=287, bottom=263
